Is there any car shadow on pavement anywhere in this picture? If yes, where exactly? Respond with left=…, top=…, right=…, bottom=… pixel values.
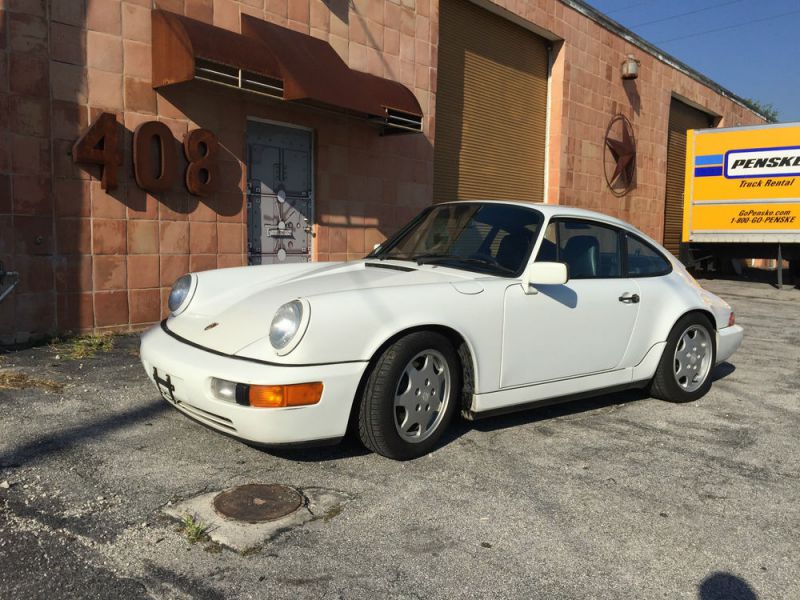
left=0, top=400, right=169, bottom=468
left=466, top=361, right=737, bottom=437
left=264, top=388, right=648, bottom=462
left=262, top=436, right=372, bottom=462
left=457, top=388, right=649, bottom=437
left=712, top=361, right=736, bottom=382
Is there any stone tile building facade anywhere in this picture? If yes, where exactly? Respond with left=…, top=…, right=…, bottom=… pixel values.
left=0, top=0, right=764, bottom=343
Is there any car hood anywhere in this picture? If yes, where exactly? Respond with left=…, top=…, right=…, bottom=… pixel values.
left=166, top=260, right=477, bottom=356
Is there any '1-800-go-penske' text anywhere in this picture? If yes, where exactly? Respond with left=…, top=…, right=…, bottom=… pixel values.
left=730, top=209, right=796, bottom=224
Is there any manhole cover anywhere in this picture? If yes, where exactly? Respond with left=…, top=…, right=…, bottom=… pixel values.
left=213, top=484, right=303, bottom=523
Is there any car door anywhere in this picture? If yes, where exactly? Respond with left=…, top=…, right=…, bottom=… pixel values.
left=618, top=231, right=676, bottom=366
left=500, top=218, right=641, bottom=388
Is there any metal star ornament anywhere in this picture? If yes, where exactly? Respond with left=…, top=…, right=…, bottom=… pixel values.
left=603, top=114, right=637, bottom=196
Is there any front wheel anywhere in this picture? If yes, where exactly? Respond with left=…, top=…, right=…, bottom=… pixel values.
left=650, top=313, right=716, bottom=403
left=358, top=332, right=461, bottom=460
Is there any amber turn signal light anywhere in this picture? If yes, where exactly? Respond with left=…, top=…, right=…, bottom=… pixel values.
left=248, top=382, right=323, bottom=408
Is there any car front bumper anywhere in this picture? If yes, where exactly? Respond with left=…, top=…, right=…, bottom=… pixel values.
left=139, top=324, right=368, bottom=445
left=716, top=324, right=744, bottom=365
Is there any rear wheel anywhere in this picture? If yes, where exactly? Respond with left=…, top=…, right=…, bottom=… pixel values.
left=650, top=313, right=716, bottom=403
left=358, top=332, right=461, bottom=460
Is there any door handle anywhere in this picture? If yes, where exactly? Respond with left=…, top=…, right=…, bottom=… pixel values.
left=618, top=293, right=640, bottom=304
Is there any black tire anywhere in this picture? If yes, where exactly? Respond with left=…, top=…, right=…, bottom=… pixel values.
left=650, top=313, right=716, bottom=403
left=358, top=331, right=461, bottom=460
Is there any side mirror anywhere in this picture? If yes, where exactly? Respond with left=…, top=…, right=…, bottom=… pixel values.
left=522, top=262, right=568, bottom=295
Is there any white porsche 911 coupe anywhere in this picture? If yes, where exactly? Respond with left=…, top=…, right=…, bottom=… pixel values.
left=140, top=201, right=743, bottom=460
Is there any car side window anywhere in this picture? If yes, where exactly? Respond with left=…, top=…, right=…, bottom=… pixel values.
left=626, top=234, right=672, bottom=277
left=537, top=219, right=622, bottom=278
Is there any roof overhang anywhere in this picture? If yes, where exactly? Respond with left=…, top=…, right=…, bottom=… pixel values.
left=151, top=10, right=423, bottom=133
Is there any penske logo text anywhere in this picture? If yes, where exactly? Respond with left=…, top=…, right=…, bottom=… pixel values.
left=725, top=146, right=800, bottom=179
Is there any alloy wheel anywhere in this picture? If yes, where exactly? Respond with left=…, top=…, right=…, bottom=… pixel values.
left=673, top=325, right=712, bottom=392
left=393, top=350, right=451, bottom=443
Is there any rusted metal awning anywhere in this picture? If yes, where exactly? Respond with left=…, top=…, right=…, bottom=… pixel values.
left=151, top=10, right=422, bottom=133
left=240, top=15, right=422, bottom=130
left=152, top=10, right=283, bottom=97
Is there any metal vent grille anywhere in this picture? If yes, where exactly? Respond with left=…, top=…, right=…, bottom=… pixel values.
left=242, top=70, right=283, bottom=97
left=383, top=108, right=423, bottom=133
left=371, top=109, right=423, bottom=134
left=195, top=58, right=239, bottom=86
left=194, top=58, right=283, bottom=99
left=386, top=109, right=422, bottom=131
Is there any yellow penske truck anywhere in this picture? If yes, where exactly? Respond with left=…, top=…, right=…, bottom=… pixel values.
left=682, top=122, right=800, bottom=287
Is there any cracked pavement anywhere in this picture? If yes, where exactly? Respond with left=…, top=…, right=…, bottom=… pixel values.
left=0, top=278, right=798, bottom=599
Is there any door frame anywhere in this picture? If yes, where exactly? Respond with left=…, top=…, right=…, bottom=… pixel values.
left=245, top=117, right=316, bottom=261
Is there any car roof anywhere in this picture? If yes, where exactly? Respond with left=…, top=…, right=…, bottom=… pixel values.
left=437, top=199, right=635, bottom=231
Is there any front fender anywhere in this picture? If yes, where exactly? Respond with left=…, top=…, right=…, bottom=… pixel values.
left=235, top=282, right=506, bottom=394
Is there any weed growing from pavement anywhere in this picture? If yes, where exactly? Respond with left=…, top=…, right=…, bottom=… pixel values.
left=51, top=334, right=115, bottom=360
left=178, top=513, right=210, bottom=544
left=0, top=371, right=64, bottom=393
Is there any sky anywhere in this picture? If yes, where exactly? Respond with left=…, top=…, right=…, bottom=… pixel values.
left=585, top=0, right=800, bottom=122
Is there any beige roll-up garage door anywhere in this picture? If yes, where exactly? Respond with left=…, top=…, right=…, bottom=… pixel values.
left=663, top=98, right=714, bottom=256
left=434, top=0, right=549, bottom=203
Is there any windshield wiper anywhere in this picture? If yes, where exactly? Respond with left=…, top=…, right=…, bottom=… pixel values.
left=413, top=254, right=516, bottom=275
left=411, top=253, right=459, bottom=265
left=458, top=257, right=516, bottom=275
left=369, top=254, right=415, bottom=263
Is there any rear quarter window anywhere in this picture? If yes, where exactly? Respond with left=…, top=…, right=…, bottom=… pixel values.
left=625, top=234, right=672, bottom=277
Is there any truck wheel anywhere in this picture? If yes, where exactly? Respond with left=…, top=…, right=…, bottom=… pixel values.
left=358, top=332, right=461, bottom=460
left=650, top=314, right=716, bottom=403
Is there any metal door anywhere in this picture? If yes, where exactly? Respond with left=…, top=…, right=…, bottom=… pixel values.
left=434, top=0, right=548, bottom=202
left=246, top=121, right=313, bottom=265
left=663, top=99, right=714, bottom=256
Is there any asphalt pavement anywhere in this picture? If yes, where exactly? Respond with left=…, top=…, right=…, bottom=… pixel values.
left=0, top=278, right=797, bottom=599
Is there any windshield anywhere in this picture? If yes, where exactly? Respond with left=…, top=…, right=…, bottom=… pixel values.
left=368, top=203, right=544, bottom=276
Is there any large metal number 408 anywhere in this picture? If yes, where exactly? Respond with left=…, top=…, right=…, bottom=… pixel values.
left=71, top=112, right=122, bottom=190
left=133, top=123, right=219, bottom=196
left=74, top=112, right=220, bottom=196
left=183, top=128, right=219, bottom=197
left=133, top=121, right=177, bottom=193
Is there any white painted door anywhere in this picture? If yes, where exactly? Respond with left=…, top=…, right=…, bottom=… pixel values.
left=500, top=279, right=640, bottom=388
left=499, top=218, right=640, bottom=389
